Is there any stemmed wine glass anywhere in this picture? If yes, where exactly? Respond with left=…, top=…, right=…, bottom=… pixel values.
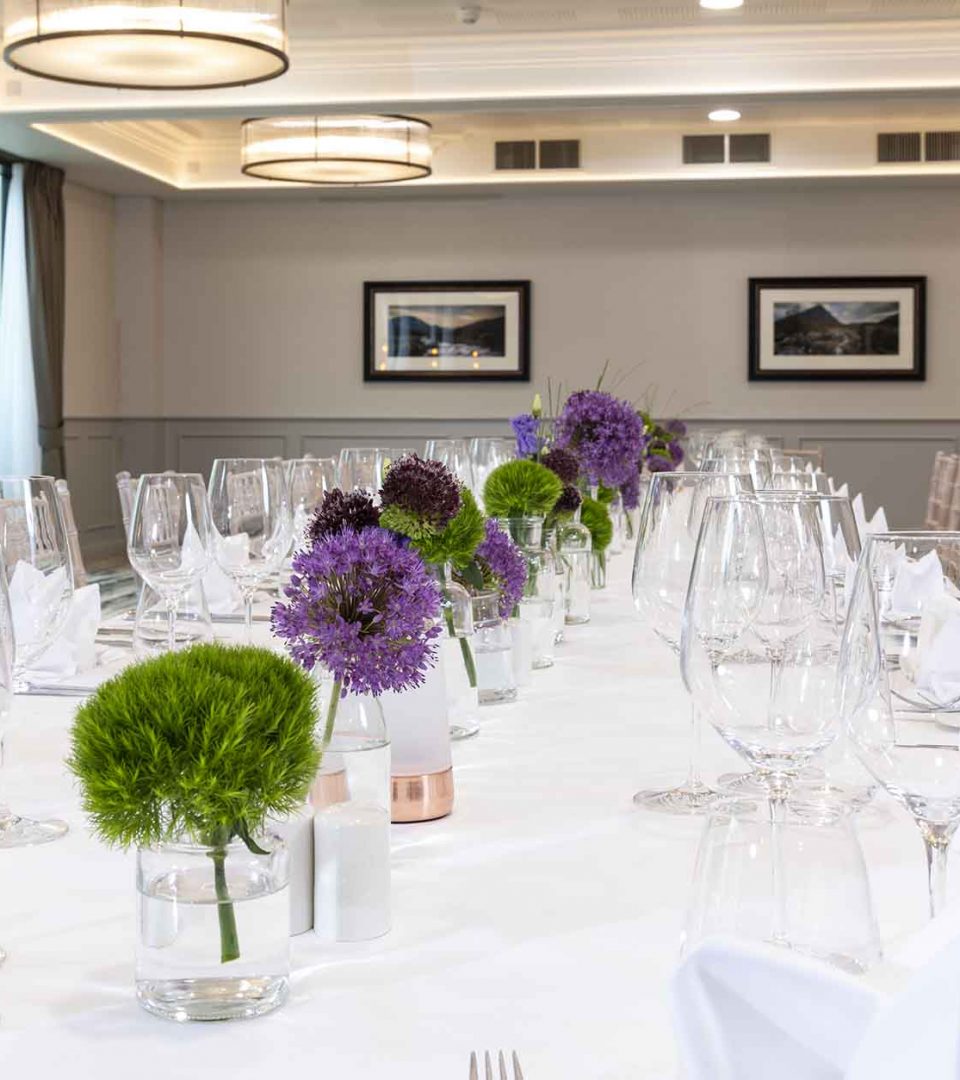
left=127, top=473, right=212, bottom=654
left=337, top=448, right=381, bottom=495
left=424, top=438, right=474, bottom=490
left=682, top=493, right=839, bottom=945
left=840, top=532, right=960, bottom=918
left=469, top=437, right=515, bottom=504
left=287, top=457, right=336, bottom=546
left=208, top=458, right=291, bottom=641
left=631, top=471, right=754, bottom=814
left=0, top=476, right=75, bottom=695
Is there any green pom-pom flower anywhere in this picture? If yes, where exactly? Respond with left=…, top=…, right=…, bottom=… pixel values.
left=483, top=459, right=564, bottom=519
left=415, top=486, right=486, bottom=568
left=68, top=643, right=321, bottom=850
left=580, top=496, right=614, bottom=554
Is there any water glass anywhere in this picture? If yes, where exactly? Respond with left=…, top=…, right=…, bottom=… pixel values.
left=472, top=590, right=516, bottom=705
left=684, top=798, right=881, bottom=974
left=424, top=437, right=474, bottom=490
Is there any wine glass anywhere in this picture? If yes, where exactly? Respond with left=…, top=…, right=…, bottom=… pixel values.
left=769, top=470, right=830, bottom=494
left=424, top=438, right=474, bottom=490
left=700, top=451, right=773, bottom=491
left=682, top=492, right=838, bottom=945
left=469, top=436, right=515, bottom=504
left=0, top=543, right=68, bottom=847
left=127, top=473, right=212, bottom=654
left=337, top=448, right=380, bottom=495
left=0, top=476, right=75, bottom=691
left=208, top=459, right=291, bottom=641
left=377, top=448, right=415, bottom=484
left=840, top=532, right=960, bottom=918
left=287, top=457, right=336, bottom=546
left=631, top=471, right=754, bottom=814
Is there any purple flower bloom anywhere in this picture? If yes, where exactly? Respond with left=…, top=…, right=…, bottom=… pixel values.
left=272, top=525, right=442, bottom=696
left=511, top=413, right=539, bottom=459
left=646, top=453, right=675, bottom=473
left=475, top=519, right=527, bottom=620
left=555, top=485, right=582, bottom=515
left=555, top=390, right=644, bottom=488
left=308, top=489, right=380, bottom=545
left=664, top=418, right=688, bottom=438
left=668, top=440, right=685, bottom=465
left=619, top=471, right=641, bottom=511
left=379, top=454, right=461, bottom=531
left=541, top=447, right=580, bottom=486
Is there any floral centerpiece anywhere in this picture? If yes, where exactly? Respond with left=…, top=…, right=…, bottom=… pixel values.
left=272, top=490, right=443, bottom=739
left=68, top=644, right=320, bottom=1020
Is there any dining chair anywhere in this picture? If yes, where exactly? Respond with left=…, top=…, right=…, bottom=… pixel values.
left=924, top=452, right=958, bottom=530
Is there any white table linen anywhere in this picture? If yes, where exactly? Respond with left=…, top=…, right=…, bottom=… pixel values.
left=0, top=558, right=940, bottom=1078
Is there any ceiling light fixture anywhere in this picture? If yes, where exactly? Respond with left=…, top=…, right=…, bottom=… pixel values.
left=240, top=115, right=433, bottom=185
left=708, top=108, right=742, bottom=122
left=2, top=0, right=288, bottom=89
left=699, top=0, right=744, bottom=9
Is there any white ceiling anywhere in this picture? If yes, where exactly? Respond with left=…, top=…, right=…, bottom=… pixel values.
left=7, top=0, right=960, bottom=194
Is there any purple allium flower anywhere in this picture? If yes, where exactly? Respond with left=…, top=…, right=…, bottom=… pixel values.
left=308, top=489, right=380, bottom=545
left=541, top=447, right=580, bottom=486
left=555, top=390, right=644, bottom=489
left=475, top=518, right=527, bottom=620
left=272, top=525, right=442, bottom=696
left=619, top=470, right=641, bottom=511
left=511, top=413, right=539, bottom=459
left=379, top=454, right=461, bottom=533
left=664, top=418, right=688, bottom=438
left=555, top=485, right=582, bottom=515
left=646, top=453, right=675, bottom=473
left=668, top=440, right=685, bottom=465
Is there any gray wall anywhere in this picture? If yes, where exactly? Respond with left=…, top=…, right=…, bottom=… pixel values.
left=65, top=416, right=960, bottom=558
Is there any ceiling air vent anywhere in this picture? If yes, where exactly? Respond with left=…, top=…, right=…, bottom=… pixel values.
left=683, top=135, right=725, bottom=165
left=878, top=133, right=922, bottom=163
left=729, top=133, right=771, bottom=164
left=925, top=131, right=960, bottom=161
left=539, top=139, right=580, bottom=169
left=495, top=141, right=536, bottom=170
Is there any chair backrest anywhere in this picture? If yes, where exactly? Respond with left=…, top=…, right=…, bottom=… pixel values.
left=925, top=452, right=959, bottom=530
left=781, top=447, right=825, bottom=470
left=55, top=479, right=88, bottom=588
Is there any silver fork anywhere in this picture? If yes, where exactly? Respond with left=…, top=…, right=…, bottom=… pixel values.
left=469, top=1050, right=523, bottom=1080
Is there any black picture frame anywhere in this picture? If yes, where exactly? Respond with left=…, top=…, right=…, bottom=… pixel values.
left=364, top=280, right=531, bottom=382
left=748, top=276, right=926, bottom=382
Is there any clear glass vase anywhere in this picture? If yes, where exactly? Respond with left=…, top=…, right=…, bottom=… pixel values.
left=136, top=836, right=290, bottom=1022
left=499, top=516, right=556, bottom=669
left=543, top=527, right=566, bottom=645
left=434, top=564, right=480, bottom=740
left=590, top=550, right=607, bottom=590
left=558, top=514, right=592, bottom=625
left=311, top=677, right=391, bottom=943
left=472, top=590, right=517, bottom=705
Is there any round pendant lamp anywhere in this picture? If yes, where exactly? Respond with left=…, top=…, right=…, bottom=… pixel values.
left=3, top=0, right=288, bottom=89
left=241, top=115, right=433, bottom=185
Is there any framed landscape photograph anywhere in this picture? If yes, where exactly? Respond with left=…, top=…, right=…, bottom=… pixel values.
left=364, top=280, right=530, bottom=382
left=749, top=276, right=926, bottom=381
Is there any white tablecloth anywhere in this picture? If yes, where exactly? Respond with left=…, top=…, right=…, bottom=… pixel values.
left=0, top=557, right=938, bottom=1079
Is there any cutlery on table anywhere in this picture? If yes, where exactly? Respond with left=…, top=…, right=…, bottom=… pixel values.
left=469, top=1050, right=523, bottom=1080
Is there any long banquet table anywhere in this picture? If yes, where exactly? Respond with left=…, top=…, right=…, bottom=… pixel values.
left=0, top=554, right=941, bottom=1078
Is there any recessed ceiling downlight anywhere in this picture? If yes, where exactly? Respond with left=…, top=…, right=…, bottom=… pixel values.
left=708, top=108, right=742, bottom=122
left=2, top=0, right=288, bottom=89
left=241, top=115, right=433, bottom=185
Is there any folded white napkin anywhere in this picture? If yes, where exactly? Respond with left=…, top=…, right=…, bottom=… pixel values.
left=900, top=593, right=960, bottom=705
left=8, top=560, right=71, bottom=655
left=674, top=914, right=960, bottom=1080
left=26, top=583, right=101, bottom=678
left=889, top=550, right=944, bottom=618
left=215, top=531, right=251, bottom=571
left=828, top=480, right=849, bottom=498
left=203, top=560, right=243, bottom=616
left=852, top=494, right=889, bottom=540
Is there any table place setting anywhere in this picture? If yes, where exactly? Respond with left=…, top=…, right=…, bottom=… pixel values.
left=3, top=404, right=960, bottom=1080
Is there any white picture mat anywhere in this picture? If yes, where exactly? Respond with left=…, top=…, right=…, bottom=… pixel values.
left=373, top=289, right=521, bottom=374
left=757, top=286, right=916, bottom=372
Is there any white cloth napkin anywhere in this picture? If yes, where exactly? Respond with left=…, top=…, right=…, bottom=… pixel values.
left=203, top=560, right=243, bottom=616
left=674, top=913, right=960, bottom=1080
left=852, top=493, right=888, bottom=540
left=889, top=549, right=944, bottom=618
left=184, top=524, right=244, bottom=615
left=24, top=583, right=101, bottom=678
left=900, top=593, right=960, bottom=705
left=7, top=560, right=70, bottom=653
left=828, top=480, right=849, bottom=498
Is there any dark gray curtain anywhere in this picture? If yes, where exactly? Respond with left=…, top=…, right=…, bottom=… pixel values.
left=23, top=162, right=65, bottom=478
